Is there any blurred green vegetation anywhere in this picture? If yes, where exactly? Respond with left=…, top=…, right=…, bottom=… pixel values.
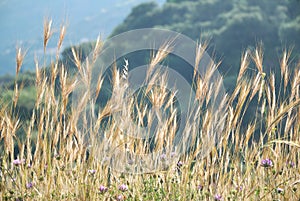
left=111, top=0, right=300, bottom=77
left=0, top=72, right=36, bottom=121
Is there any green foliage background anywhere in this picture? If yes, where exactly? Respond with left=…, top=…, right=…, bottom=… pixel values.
left=111, top=0, right=300, bottom=76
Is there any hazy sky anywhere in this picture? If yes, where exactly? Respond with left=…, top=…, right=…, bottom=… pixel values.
left=0, top=0, right=165, bottom=74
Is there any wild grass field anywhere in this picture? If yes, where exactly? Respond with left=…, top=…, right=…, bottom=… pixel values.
left=0, top=20, right=299, bottom=201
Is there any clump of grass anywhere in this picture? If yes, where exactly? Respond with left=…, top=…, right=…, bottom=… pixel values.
left=0, top=19, right=299, bottom=201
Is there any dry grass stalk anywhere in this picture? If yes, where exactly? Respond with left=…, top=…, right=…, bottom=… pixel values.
left=280, top=49, right=292, bottom=89
left=92, top=36, right=103, bottom=63
left=237, top=50, right=250, bottom=83
left=71, top=47, right=82, bottom=71
left=252, top=44, right=264, bottom=75
left=15, top=47, right=26, bottom=76
left=147, top=40, right=174, bottom=81
left=56, top=24, right=66, bottom=58
left=194, top=40, right=209, bottom=78
left=43, top=18, right=53, bottom=53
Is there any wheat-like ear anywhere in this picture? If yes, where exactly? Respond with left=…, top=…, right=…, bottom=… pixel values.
left=237, top=50, right=250, bottom=83
left=15, top=46, right=26, bottom=76
left=71, top=47, right=82, bottom=71
left=147, top=39, right=175, bottom=81
left=194, top=40, right=209, bottom=78
left=291, top=67, right=300, bottom=100
left=57, top=24, right=66, bottom=57
left=280, top=49, right=292, bottom=89
left=252, top=43, right=264, bottom=74
left=43, top=18, right=53, bottom=53
left=93, top=35, right=103, bottom=63
left=122, top=58, right=129, bottom=80
left=195, top=74, right=207, bottom=102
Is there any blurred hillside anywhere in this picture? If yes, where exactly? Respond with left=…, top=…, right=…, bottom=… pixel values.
left=111, top=0, right=300, bottom=85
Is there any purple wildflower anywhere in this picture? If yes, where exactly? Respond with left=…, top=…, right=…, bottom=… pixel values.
left=236, top=185, right=243, bottom=192
left=116, top=194, right=124, bottom=201
left=119, top=184, right=128, bottom=192
left=261, top=158, right=273, bottom=168
left=287, top=161, right=295, bottom=168
left=177, top=161, right=183, bottom=168
left=26, top=182, right=34, bottom=189
left=214, top=194, right=222, bottom=201
left=99, top=185, right=108, bottom=193
left=160, top=153, right=167, bottom=161
left=13, top=159, right=24, bottom=166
